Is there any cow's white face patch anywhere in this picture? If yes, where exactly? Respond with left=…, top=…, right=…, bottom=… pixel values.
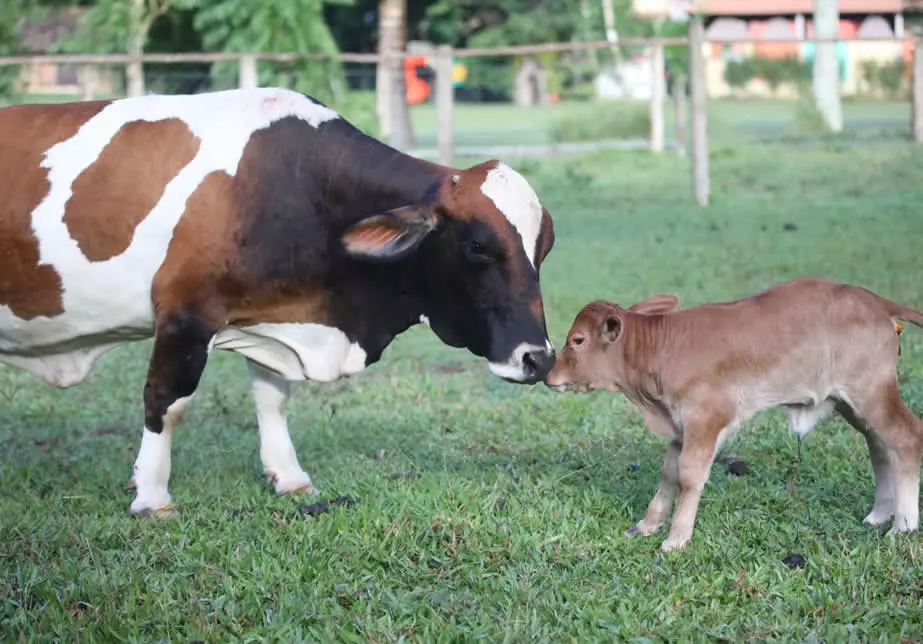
left=480, top=162, right=544, bottom=268
left=0, top=88, right=339, bottom=377
left=488, top=341, right=550, bottom=383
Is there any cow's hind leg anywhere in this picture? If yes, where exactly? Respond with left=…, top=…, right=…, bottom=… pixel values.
left=248, top=362, right=317, bottom=495
left=130, top=311, right=214, bottom=516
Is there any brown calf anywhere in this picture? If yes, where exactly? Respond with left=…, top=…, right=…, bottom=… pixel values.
left=545, top=278, right=923, bottom=552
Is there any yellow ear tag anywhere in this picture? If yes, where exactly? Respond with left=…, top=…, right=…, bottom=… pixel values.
left=896, top=321, right=904, bottom=335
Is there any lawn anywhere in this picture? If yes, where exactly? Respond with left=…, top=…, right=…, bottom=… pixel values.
left=1, top=141, right=922, bottom=641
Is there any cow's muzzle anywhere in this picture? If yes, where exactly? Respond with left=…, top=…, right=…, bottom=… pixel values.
left=488, top=341, right=556, bottom=384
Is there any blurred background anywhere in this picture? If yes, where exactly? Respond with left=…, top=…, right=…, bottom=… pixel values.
left=1, top=0, right=921, bottom=163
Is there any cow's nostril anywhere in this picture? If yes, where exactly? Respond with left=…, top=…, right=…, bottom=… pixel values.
left=523, top=349, right=555, bottom=379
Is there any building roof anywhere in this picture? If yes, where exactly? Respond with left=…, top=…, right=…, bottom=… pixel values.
left=695, top=0, right=905, bottom=15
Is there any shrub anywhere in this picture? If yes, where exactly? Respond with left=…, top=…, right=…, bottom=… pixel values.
left=859, top=58, right=907, bottom=100
left=548, top=102, right=650, bottom=142
left=724, top=55, right=812, bottom=95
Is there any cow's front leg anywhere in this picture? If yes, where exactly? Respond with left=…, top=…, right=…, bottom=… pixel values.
left=248, top=361, right=318, bottom=495
left=130, top=311, right=214, bottom=516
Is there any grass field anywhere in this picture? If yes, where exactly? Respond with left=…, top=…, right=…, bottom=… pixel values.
left=1, top=141, right=922, bottom=641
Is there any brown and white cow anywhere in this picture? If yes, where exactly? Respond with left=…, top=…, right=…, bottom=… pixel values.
left=0, top=87, right=557, bottom=516
left=545, top=278, right=923, bottom=552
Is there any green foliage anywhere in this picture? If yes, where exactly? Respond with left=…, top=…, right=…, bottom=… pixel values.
left=173, top=0, right=351, bottom=102
left=0, top=0, right=29, bottom=97
left=725, top=55, right=812, bottom=95
left=859, top=58, right=907, bottom=100
left=1, top=142, right=923, bottom=640
left=548, top=102, right=650, bottom=142
left=52, top=0, right=138, bottom=55
left=421, top=0, right=640, bottom=101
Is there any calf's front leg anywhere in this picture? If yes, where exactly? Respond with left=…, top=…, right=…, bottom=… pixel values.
left=248, top=361, right=318, bottom=495
left=660, top=436, right=719, bottom=553
left=627, top=439, right=681, bottom=537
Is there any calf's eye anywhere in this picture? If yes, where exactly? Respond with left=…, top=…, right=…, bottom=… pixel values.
left=572, top=336, right=585, bottom=347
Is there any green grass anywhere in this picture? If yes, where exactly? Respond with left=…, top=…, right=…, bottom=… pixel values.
left=2, top=143, right=923, bottom=641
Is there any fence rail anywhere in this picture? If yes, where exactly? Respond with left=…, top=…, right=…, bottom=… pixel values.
left=0, top=34, right=918, bottom=67
left=2, top=27, right=922, bottom=207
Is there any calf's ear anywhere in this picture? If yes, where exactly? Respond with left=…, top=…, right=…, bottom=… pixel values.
left=342, top=205, right=440, bottom=262
left=601, top=315, right=622, bottom=344
left=627, top=294, right=679, bottom=316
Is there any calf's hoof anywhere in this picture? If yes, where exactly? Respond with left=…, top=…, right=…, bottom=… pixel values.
left=885, top=517, right=919, bottom=537
left=660, top=535, right=690, bottom=553
left=862, top=508, right=895, bottom=527
left=626, top=519, right=662, bottom=538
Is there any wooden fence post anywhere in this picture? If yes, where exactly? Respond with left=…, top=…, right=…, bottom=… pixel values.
left=689, top=16, right=709, bottom=207
left=913, top=37, right=923, bottom=143
left=674, top=70, right=687, bottom=155
left=239, top=54, right=258, bottom=89
left=650, top=40, right=665, bottom=153
left=434, top=44, right=455, bottom=166
left=77, top=64, right=95, bottom=100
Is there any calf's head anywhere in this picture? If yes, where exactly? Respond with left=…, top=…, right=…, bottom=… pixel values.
left=341, top=160, right=556, bottom=384
left=545, top=294, right=680, bottom=393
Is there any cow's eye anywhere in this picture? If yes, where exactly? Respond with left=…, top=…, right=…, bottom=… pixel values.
left=571, top=336, right=585, bottom=348
left=465, top=240, right=493, bottom=263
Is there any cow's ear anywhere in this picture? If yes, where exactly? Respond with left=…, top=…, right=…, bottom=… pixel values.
left=627, top=294, right=679, bottom=316
left=342, top=205, right=439, bottom=261
left=535, top=208, right=555, bottom=265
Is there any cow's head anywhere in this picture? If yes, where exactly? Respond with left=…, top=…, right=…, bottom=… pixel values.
left=341, top=160, right=556, bottom=384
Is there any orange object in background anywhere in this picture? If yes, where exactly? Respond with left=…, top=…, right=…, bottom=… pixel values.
left=405, top=55, right=431, bottom=105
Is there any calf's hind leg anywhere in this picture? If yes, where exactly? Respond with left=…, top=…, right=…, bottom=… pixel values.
left=840, top=382, right=923, bottom=534
left=129, top=311, right=215, bottom=516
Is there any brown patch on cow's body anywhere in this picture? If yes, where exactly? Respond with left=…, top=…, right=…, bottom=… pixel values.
left=153, top=167, right=329, bottom=329
left=64, top=118, right=200, bottom=262
left=0, top=100, right=109, bottom=319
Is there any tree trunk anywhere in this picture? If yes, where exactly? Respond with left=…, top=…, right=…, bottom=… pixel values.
left=126, top=0, right=145, bottom=97
left=377, top=0, right=414, bottom=149
left=813, top=0, right=842, bottom=132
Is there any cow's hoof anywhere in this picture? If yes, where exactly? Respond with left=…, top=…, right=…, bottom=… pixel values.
left=270, top=471, right=319, bottom=496
left=130, top=502, right=178, bottom=519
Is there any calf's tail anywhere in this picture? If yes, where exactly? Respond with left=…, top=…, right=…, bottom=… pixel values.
left=883, top=298, right=923, bottom=330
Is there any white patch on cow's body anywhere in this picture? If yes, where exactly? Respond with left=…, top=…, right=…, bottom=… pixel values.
left=0, top=343, right=119, bottom=388
left=129, top=395, right=192, bottom=515
left=480, top=162, right=544, bottom=268
left=488, top=341, right=547, bottom=382
left=212, top=323, right=367, bottom=383
left=0, top=87, right=339, bottom=385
